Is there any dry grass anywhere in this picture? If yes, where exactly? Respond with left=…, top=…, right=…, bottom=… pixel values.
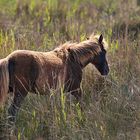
left=0, top=0, right=140, bottom=139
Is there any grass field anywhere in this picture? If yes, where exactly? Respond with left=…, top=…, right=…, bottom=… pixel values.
left=0, top=0, right=140, bottom=139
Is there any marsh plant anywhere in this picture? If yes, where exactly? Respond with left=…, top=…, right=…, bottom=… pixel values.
left=0, top=0, right=140, bottom=140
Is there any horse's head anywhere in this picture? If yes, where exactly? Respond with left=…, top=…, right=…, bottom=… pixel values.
left=58, top=34, right=109, bottom=76
left=89, top=34, right=109, bottom=75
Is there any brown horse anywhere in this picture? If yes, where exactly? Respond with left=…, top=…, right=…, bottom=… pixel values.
left=0, top=34, right=109, bottom=121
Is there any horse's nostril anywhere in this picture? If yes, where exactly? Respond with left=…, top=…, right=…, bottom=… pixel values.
left=102, top=68, right=109, bottom=75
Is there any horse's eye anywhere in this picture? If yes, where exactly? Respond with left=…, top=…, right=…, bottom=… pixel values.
left=102, top=49, right=106, bottom=54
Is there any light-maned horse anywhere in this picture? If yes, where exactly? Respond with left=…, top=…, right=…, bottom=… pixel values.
left=0, top=34, right=109, bottom=122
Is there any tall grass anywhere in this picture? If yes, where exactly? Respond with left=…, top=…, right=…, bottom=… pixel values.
left=0, top=0, right=140, bottom=139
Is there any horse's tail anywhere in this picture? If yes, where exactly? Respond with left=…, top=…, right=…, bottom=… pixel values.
left=0, top=58, right=9, bottom=106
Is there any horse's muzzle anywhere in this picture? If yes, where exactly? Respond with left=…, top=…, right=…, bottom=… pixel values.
left=101, top=67, right=109, bottom=75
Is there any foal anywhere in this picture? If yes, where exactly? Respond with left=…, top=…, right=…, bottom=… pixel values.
left=0, top=34, right=109, bottom=121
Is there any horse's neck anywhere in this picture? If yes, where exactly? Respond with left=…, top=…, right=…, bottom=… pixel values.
left=72, top=44, right=96, bottom=68
left=79, top=53, right=93, bottom=68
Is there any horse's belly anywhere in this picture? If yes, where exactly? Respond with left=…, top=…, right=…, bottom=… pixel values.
left=35, top=71, right=64, bottom=95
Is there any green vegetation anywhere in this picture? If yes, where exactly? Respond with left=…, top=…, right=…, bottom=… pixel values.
left=0, top=0, right=140, bottom=139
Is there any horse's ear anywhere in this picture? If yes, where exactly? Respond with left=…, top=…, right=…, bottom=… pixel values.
left=67, top=48, right=76, bottom=61
left=99, top=34, right=103, bottom=44
left=67, top=48, right=74, bottom=55
left=67, top=48, right=71, bottom=53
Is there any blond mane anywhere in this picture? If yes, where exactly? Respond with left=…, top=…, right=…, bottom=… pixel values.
left=55, top=34, right=108, bottom=58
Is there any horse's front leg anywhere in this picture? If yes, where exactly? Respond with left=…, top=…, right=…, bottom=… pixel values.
left=70, top=88, right=82, bottom=102
left=64, top=77, right=82, bottom=103
left=8, top=90, right=27, bottom=123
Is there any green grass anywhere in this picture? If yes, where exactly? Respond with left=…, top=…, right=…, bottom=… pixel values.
left=0, top=0, right=140, bottom=139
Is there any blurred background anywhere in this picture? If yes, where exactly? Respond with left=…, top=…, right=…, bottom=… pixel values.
left=0, top=0, right=140, bottom=139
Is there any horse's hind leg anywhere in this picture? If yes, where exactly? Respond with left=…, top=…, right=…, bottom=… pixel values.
left=8, top=89, right=27, bottom=123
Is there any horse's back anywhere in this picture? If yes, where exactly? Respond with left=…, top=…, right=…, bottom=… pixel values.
left=7, top=50, right=65, bottom=94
